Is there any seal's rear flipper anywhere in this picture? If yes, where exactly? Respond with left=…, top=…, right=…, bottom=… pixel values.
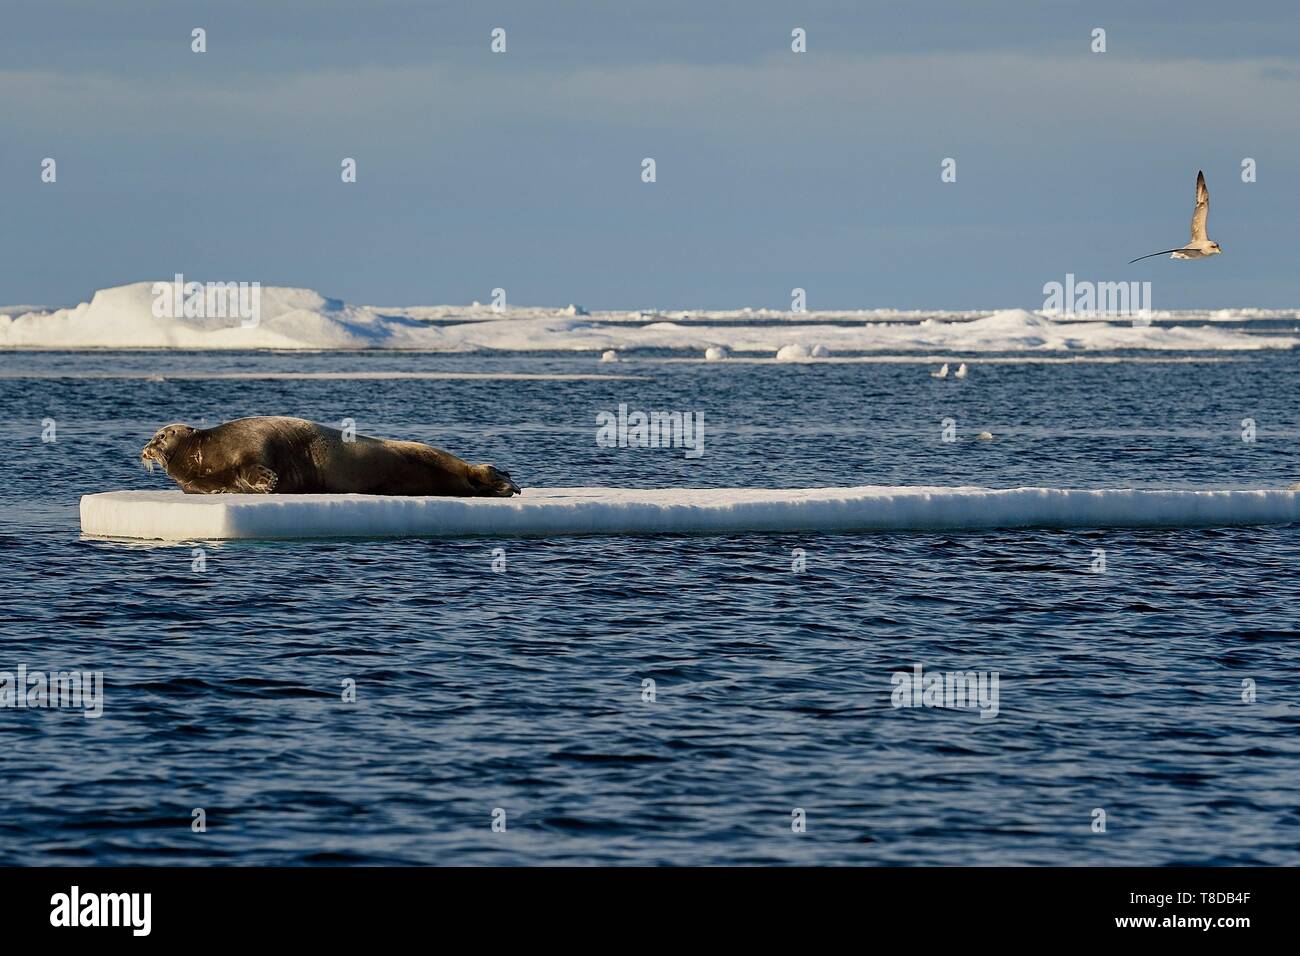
left=472, top=464, right=520, bottom=497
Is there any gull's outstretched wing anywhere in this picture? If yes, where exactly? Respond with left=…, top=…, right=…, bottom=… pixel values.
left=1190, top=170, right=1209, bottom=242
left=1129, top=247, right=1189, bottom=264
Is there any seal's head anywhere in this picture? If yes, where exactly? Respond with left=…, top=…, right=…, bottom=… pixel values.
left=141, top=423, right=197, bottom=471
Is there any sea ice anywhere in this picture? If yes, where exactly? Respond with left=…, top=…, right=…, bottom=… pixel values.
left=4, top=282, right=1294, bottom=352
left=80, top=486, right=1300, bottom=541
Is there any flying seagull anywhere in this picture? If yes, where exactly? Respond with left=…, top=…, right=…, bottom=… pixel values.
left=1129, top=171, right=1222, bottom=263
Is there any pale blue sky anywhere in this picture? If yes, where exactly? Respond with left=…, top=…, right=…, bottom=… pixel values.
left=3, top=0, right=1298, bottom=310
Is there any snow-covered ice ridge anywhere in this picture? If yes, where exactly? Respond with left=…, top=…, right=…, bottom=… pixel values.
left=81, top=487, right=1300, bottom=541
left=4, top=282, right=1299, bottom=351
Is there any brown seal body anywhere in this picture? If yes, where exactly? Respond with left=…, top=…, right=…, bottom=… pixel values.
left=140, top=417, right=520, bottom=496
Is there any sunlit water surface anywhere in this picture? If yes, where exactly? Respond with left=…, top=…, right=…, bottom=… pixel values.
left=2, top=348, right=1298, bottom=865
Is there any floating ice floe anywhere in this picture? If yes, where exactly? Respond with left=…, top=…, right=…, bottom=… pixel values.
left=705, top=346, right=729, bottom=361
left=600, top=350, right=619, bottom=363
left=81, top=486, right=1300, bottom=541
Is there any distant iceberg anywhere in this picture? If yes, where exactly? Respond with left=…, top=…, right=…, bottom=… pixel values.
left=3, top=281, right=1297, bottom=352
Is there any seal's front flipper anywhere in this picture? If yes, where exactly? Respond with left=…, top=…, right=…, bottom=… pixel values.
left=236, top=465, right=278, bottom=494
left=178, top=464, right=276, bottom=494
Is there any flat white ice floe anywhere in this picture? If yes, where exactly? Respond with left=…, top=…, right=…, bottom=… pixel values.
left=80, top=486, right=1300, bottom=541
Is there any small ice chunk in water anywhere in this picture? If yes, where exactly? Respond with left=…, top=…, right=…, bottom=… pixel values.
left=4, top=282, right=1296, bottom=351
left=705, top=346, right=729, bottom=361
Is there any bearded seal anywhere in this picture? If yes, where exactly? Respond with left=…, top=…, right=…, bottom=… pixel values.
left=140, top=417, right=521, bottom=496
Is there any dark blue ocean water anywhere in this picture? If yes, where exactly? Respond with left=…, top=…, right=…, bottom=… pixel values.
left=2, top=349, right=1299, bottom=865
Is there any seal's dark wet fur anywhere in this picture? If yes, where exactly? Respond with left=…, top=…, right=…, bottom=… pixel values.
left=141, top=417, right=520, bottom=496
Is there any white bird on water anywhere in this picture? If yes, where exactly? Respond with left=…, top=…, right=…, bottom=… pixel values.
left=932, top=363, right=949, bottom=379
left=1129, top=170, right=1223, bottom=263
left=953, top=363, right=968, bottom=379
